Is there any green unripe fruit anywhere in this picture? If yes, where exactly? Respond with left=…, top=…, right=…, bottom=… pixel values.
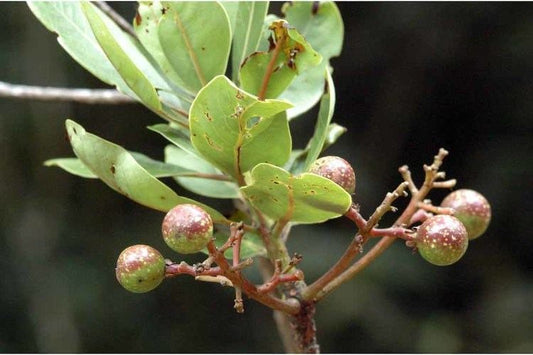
left=115, top=244, right=165, bottom=293
left=415, top=215, right=468, bottom=266
left=440, top=189, right=491, bottom=240
left=162, top=204, right=213, bottom=254
left=309, top=156, right=356, bottom=194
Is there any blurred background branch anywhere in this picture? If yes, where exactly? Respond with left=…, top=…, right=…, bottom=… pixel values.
left=0, top=81, right=135, bottom=104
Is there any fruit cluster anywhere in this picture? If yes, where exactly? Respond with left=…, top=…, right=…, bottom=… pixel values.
left=415, top=189, right=491, bottom=266
left=307, top=155, right=491, bottom=267
left=116, top=204, right=214, bottom=293
left=115, top=155, right=491, bottom=294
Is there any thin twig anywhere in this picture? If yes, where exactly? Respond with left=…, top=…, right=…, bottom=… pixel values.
left=206, top=240, right=300, bottom=315
left=364, top=181, right=409, bottom=232
left=369, top=226, right=414, bottom=240
left=195, top=275, right=233, bottom=287
left=0, top=81, right=135, bottom=104
left=432, top=179, right=457, bottom=189
left=417, top=201, right=455, bottom=215
left=94, top=1, right=137, bottom=38
left=301, top=182, right=408, bottom=301
left=399, top=165, right=418, bottom=194
left=229, top=258, right=253, bottom=272
left=164, top=260, right=221, bottom=278
left=313, top=149, right=450, bottom=301
left=232, top=223, right=245, bottom=313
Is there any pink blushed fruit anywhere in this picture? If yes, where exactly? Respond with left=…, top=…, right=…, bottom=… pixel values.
left=115, top=244, right=165, bottom=293
left=309, top=156, right=356, bottom=194
left=162, top=204, right=213, bottom=254
left=415, top=215, right=468, bottom=266
left=441, top=189, right=491, bottom=240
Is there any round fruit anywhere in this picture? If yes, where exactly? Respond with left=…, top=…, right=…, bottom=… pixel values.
left=115, top=244, right=165, bottom=293
left=415, top=215, right=468, bottom=266
left=309, top=156, right=356, bottom=194
left=440, top=189, right=491, bottom=240
left=162, top=204, right=213, bottom=254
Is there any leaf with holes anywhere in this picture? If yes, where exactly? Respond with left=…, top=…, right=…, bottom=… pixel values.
left=158, top=2, right=231, bottom=93
left=65, top=119, right=228, bottom=224
left=189, top=75, right=292, bottom=181
left=282, top=1, right=343, bottom=60
left=279, top=1, right=344, bottom=118
left=165, top=145, right=240, bottom=199
left=240, top=20, right=322, bottom=99
left=241, top=163, right=351, bottom=224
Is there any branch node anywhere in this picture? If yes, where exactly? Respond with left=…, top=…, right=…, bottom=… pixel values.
left=283, top=253, right=303, bottom=274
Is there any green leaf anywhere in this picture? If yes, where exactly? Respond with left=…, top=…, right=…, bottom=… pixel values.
left=302, top=67, right=336, bottom=171
left=279, top=1, right=344, bottom=118
left=27, top=2, right=136, bottom=98
left=165, top=146, right=240, bottom=199
left=323, top=123, right=347, bottom=150
left=240, top=111, right=291, bottom=175
left=209, top=231, right=267, bottom=259
left=241, top=163, right=351, bottom=224
left=220, top=2, right=239, bottom=36
left=149, top=124, right=242, bottom=195
left=231, top=2, right=269, bottom=82
left=82, top=2, right=161, bottom=111
left=158, top=2, right=231, bottom=93
left=282, top=61, right=328, bottom=119
left=130, top=152, right=190, bottom=177
left=148, top=123, right=198, bottom=157
left=189, top=75, right=292, bottom=180
left=64, top=119, right=228, bottom=224
left=287, top=122, right=347, bottom=174
left=240, top=51, right=296, bottom=99
left=282, top=1, right=344, bottom=60
left=239, top=20, right=322, bottom=99
left=45, top=153, right=192, bottom=179
left=134, top=1, right=191, bottom=93
left=44, top=158, right=97, bottom=179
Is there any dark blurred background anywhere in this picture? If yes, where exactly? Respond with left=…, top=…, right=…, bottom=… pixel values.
left=1, top=2, right=532, bottom=353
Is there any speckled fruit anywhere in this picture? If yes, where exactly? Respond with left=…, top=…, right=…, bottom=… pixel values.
left=309, top=156, right=356, bottom=194
left=440, top=189, right=491, bottom=240
left=162, top=204, right=213, bottom=254
left=415, top=215, right=468, bottom=266
left=115, top=245, right=165, bottom=293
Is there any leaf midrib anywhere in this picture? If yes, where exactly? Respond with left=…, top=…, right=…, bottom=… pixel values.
left=172, top=9, right=207, bottom=88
